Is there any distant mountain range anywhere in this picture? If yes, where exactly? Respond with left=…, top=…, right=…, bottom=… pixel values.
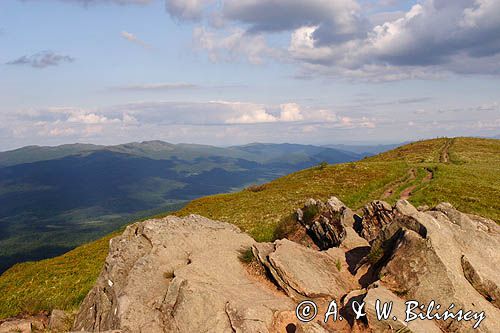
left=0, top=141, right=396, bottom=273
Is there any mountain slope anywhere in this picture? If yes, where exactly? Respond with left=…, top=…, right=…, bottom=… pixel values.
left=0, top=137, right=498, bottom=319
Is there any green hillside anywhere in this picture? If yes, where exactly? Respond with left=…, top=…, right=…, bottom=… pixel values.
left=0, top=141, right=360, bottom=274
left=0, top=137, right=498, bottom=319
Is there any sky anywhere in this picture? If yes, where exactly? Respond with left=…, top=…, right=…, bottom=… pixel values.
left=0, top=0, right=499, bottom=150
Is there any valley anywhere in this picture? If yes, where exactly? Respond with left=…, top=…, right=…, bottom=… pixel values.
left=0, top=141, right=362, bottom=273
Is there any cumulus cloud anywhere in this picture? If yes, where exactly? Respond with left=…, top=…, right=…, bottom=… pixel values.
left=223, top=102, right=304, bottom=124
left=279, top=103, right=304, bottom=121
left=225, top=107, right=278, bottom=124
left=223, top=0, right=365, bottom=45
left=10, top=100, right=366, bottom=130
left=67, top=113, right=118, bottom=124
left=290, top=0, right=500, bottom=78
left=17, top=1, right=500, bottom=78
left=6, top=51, right=74, bottom=68
left=180, top=0, right=500, bottom=79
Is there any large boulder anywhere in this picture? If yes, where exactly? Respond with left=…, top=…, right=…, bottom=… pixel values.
left=73, top=215, right=300, bottom=332
left=252, top=239, right=359, bottom=300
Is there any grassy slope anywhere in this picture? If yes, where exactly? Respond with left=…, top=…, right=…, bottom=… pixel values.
left=0, top=137, right=498, bottom=319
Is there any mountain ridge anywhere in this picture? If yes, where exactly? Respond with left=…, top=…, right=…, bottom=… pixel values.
left=0, top=140, right=391, bottom=166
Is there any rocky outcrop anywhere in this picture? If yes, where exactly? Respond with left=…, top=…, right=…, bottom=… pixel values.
left=72, top=215, right=326, bottom=333
left=74, top=198, right=500, bottom=332
left=356, top=200, right=394, bottom=242
left=375, top=201, right=500, bottom=332
left=295, top=198, right=346, bottom=249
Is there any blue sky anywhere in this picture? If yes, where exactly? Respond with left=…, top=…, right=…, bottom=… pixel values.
left=0, top=0, right=499, bottom=150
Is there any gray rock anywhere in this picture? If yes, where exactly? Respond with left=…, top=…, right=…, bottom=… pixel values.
left=364, top=284, right=442, bottom=333
left=341, top=226, right=370, bottom=252
left=73, top=215, right=295, bottom=332
left=377, top=201, right=500, bottom=332
left=327, top=196, right=356, bottom=228
left=461, top=255, right=499, bottom=308
left=0, top=320, right=32, bottom=333
left=72, top=200, right=500, bottom=333
left=48, top=309, right=71, bottom=332
left=253, top=239, right=359, bottom=299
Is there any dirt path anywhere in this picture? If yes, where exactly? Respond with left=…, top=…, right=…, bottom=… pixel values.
left=399, top=168, right=433, bottom=200
left=439, top=138, right=453, bottom=163
left=400, top=185, right=417, bottom=200
left=382, top=168, right=416, bottom=199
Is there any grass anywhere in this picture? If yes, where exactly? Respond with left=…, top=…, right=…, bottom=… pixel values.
left=0, top=232, right=118, bottom=319
left=238, top=247, right=255, bottom=264
left=0, top=137, right=498, bottom=319
left=335, top=259, right=342, bottom=272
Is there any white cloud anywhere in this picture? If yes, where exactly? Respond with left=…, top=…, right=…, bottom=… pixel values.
left=7, top=98, right=500, bottom=150
left=298, top=0, right=500, bottom=78
left=193, top=27, right=281, bottom=64
left=121, top=31, right=151, bottom=49
left=67, top=112, right=117, bottom=124
left=279, top=103, right=303, bottom=121
left=224, top=102, right=307, bottom=124
left=182, top=0, right=500, bottom=79
left=225, top=109, right=277, bottom=124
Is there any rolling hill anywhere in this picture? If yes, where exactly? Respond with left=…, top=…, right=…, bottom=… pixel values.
left=0, top=141, right=361, bottom=274
left=0, top=137, right=498, bottom=320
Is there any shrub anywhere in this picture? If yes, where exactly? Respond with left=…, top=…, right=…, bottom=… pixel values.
left=273, top=214, right=300, bottom=240
left=302, top=205, right=320, bottom=224
left=316, top=161, right=329, bottom=170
